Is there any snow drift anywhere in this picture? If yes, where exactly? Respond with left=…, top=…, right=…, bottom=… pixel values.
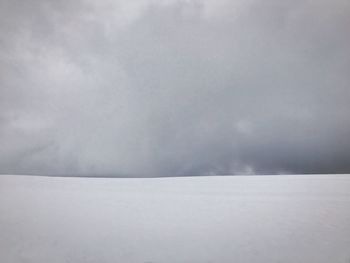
left=1, top=174, right=350, bottom=263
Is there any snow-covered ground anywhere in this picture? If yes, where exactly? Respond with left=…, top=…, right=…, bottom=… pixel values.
left=0, top=174, right=350, bottom=263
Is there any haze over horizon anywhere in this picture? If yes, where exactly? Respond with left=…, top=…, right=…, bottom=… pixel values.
left=1, top=0, right=350, bottom=177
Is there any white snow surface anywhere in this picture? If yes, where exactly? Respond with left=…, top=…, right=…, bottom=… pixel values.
left=1, top=174, right=350, bottom=263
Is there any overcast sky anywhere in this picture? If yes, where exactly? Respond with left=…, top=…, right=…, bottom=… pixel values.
left=0, top=0, right=349, bottom=176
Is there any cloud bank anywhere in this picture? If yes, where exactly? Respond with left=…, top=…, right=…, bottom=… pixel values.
left=1, top=0, right=350, bottom=176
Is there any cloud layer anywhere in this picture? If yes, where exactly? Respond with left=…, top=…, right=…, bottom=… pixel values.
left=1, top=0, right=350, bottom=176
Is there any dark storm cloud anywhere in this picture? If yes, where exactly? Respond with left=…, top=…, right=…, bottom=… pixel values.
left=0, top=0, right=350, bottom=176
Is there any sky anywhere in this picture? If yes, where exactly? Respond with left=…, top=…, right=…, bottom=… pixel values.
left=0, top=0, right=349, bottom=176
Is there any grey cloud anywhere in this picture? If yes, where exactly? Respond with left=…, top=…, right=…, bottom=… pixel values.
left=0, top=0, right=350, bottom=176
